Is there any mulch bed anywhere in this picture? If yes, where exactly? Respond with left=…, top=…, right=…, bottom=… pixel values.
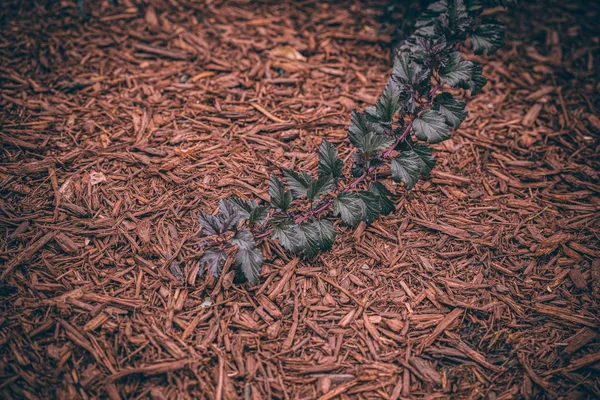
left=1, top=0, right=599, bottom=398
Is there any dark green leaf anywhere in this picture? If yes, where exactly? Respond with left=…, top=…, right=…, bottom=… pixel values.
left=439, top=52, right=473, bottom=87
left=391, top=144, right=436, bottom=190
left=413, top=144, right=437, bottom=175
left=375, top=80, right=403, bottom=122
left=359, top=132, right=396, bottom=157
left=232, top=228, right=263, bottom=285
left=433, top=93, right=467, bottom=128
left=471, top=20, right=504, bottom=55
left=458, top=61, right=487, bottom=94
left=269, top=174, right=293, bottom=211
left=307, top=175, right=334, bottom=202
left=368, top=182, right=395, bottom=215
left=333, top=192, right=366, bottom=227
left=393, top=53, right=428, bottom=87
left=413, top=110, right=450, bottom=144
left=299, top=219, right=336, bottom=257
left=200, top=247, right=226, bottom=278
left=236, top=247, right=263, bottom=285
left=391, top=151, right=422, bottom=190
left=283, top=169, right=312, bottom=198
left=249, top=207, right=269, bottom=227
left=358, top=191, right=382, bottom=223
left=318, top=140, right=344, bottom=179
left=271, top=218, right=304, bottom=252
left=348, top=110, right=370, bottom=148
left=446, top=0, right=473, bottom=37
left=225, top=197, right=268, bottom=227
left=351, top=152, right=367, bottom=177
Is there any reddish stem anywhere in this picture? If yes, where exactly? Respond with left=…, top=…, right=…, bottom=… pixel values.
left=255, top=83, right=442, bottom=241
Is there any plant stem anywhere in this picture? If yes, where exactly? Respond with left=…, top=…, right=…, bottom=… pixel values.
left=255, top=83, right=442, bottom=241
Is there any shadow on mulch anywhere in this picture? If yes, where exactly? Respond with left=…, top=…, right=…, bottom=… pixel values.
left=0, top=0, right=599, bottom=398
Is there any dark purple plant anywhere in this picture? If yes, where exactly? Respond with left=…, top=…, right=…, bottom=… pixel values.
left=198, top=0, right=511, bottom=285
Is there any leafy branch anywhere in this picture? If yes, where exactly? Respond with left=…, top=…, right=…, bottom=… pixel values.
left=197, top=0, right=512, bottom=285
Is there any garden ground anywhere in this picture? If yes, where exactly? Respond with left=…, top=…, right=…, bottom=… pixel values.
left=0, top=0, right=599, bottom=398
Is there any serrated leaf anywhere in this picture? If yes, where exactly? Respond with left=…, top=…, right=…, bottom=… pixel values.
left=231, top=228, right=255, bottom=250
left=413, top=144, right=437, bottom=175
left=271, top=218, right=304, bottom=252
left=232, top=228, right=262, bottom=285
left=318, top=140, right=344, bottom=179
left=391, top=145, right=436, bottom=190
left=359, top=132, right=396, bottom=157
left=471, top=20, right=504, bottom=55
left=393, top=53, right=428, bottom=87
left=299, top=219, right=336, bottom=257
left=413, top=110, right=450, bottom=144
left=364, top=107, right=391, bottom=134
left=200, top=247, right=226, bottom=278
left=269, top=174, right=293, bottom=211
left=236, top=247, right=263, bottom=285
left=283, top=169, right=312, bottom=198
left=351, top=152, right=367, bottom=177
left=358, top=191, right=382, bottom=223
left=249, top=207, right=269, bottom=226
left=307, top=175, right=334, bottom=202
left=348, top=110, right=370, bottom=149
left=199, top=214, right=223, bottom=236
left=375, top=80, right=403, bottom=122
left=439, top=52, right=473, bottom=87
left=225, top=197, right=268, bottom=227
left=225, top=197, right=256, bottom=219
left=458, top=61, right=487, bottom=94
left=333, top=192, right=366, bottom=227
left=368, top=182, right=395, bottom=215
left=391, top=151, right=422, bottom=190
left=218, top=198, right=242, bottom=231
left=433, top=93, right=467, bottom=128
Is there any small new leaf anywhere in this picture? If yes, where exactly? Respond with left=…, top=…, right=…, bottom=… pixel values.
left=433, top=93, right=467, bottom=128
left=413, top=110, right=450, bottom=143
left=225, top=197, right=255, bottom=219
left=269, top=174, right=293, bottom=211
left=318, top=140, right=344, bottom=179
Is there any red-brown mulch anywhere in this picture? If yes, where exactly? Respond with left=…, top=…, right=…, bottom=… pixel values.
left=1, top=0, right=599, bottom=398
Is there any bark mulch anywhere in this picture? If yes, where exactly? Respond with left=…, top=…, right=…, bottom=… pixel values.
left=1, top=0, right=599, bottom=398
